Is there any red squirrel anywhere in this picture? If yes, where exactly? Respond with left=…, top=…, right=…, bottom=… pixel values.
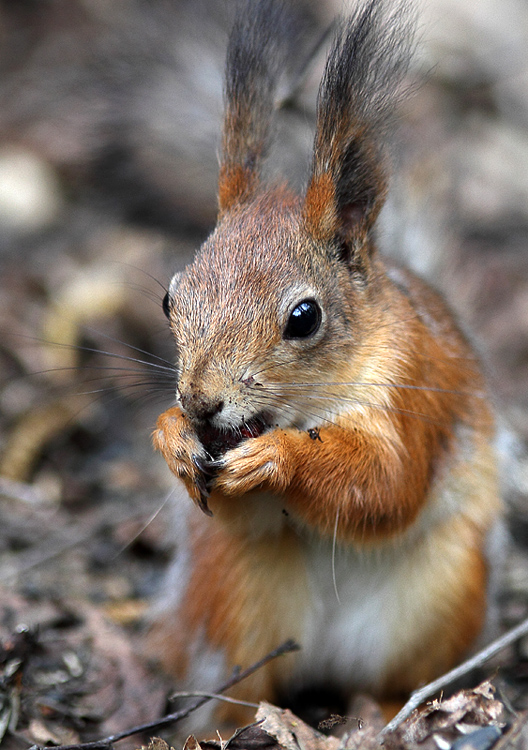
left=149, top=0, right=503, bottom=727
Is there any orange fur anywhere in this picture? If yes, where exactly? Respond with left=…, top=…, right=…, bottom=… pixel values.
left=218, top=164, right=258, bottom=215
left=303, top=173, right=337, bottom=241
left=148, top=515, right=308, bottom=726
left=379, top=515, right=490, bottom=693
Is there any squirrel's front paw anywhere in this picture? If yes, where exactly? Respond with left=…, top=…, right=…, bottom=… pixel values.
left=153, top=406, right=213, bottom=514
left=213, top=429, right=295, bottom=496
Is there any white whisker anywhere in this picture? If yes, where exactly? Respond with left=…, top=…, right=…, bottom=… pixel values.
left=332, top=507, right=341, bottom=606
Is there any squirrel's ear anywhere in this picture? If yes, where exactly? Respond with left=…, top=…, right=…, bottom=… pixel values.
left=303, top=1, right=413, bottom=252
left=303, top=142, right=387, bottom=247
left=218, top=1, right=291, bottom=215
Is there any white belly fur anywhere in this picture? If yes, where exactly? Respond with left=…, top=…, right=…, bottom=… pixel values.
left=295, top=536, right=426, bottom=692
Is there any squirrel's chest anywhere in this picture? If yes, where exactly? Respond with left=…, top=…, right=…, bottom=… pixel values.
left=189, top=492, right=454, bottom=695
left=294, top=537, right=427, bottom=692
left=213, top=494, right=423, bottom=690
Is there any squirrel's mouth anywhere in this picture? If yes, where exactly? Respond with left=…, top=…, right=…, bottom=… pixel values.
left=197, top=412, right=271, bottom=460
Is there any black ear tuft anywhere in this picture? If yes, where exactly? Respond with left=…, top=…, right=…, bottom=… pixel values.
left=304, top=0, right=415, bottom=246
left=219, top=0, right=299, bottom=214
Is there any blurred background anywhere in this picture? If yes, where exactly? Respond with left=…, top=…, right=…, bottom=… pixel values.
left=0, top=0, right=528, bottom=745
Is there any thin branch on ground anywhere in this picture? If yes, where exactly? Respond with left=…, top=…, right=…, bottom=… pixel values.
left=169, top=692, right=260, bottom=709
left=379, top=615, right=528, bottom=740
left=26, top=639, right=300, bottom=750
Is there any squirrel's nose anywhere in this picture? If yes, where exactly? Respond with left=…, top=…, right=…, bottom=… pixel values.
left=179, top=390, right=224, bottom=423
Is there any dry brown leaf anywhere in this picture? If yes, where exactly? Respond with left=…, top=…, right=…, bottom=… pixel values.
left=74, top=605, right=166, bottom=737
left=257, top=702, right=341, bottom=750
left=140, top=739, right=176, bottom=750
left=399, top=681, right=505, bottom=747
left=338, top=728, right=382, bottom=750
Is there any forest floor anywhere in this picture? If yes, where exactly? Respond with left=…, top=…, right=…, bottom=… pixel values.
left=1, top=1, right=528, bottom=748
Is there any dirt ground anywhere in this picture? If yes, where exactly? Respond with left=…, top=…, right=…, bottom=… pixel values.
left=1, top=1, right=528, bottom=748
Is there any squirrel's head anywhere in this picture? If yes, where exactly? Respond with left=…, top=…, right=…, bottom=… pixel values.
left=163, top=0, right=413, bottom=458
left=163, top=186, right=371, bottom=457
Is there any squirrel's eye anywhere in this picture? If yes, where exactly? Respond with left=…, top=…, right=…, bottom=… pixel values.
left=284, top=299, right=321, bottom=339
left=162, top=291, right=171, bottom=319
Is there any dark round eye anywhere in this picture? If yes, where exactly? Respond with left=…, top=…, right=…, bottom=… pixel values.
left=162, top=291, right=171, bottom=319
left=284, top=299, right=321, bottom=339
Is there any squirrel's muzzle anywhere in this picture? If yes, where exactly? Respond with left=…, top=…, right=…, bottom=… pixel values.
left=179, top=389, right=225, bottom=424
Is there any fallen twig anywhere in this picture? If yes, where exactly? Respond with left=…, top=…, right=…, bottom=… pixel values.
left=379, top=615, right=528, bottom=740
left=169, top=692, right=260, bottom=709
left=27, top=639, right=300, bottom=750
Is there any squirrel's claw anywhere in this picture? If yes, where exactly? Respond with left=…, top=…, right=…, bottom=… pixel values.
left=193, top=453, right=216, bottom=477
left=196, top=490, right=213, bottom=517
left=207, top=457, right=225, bottom=473
left=190, top=455, right=213, bottom=516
